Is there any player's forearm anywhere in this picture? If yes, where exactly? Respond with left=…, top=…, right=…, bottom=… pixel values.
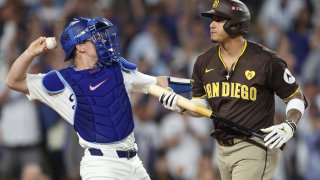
left=286, top=109, right=301, bottom=124
left=5, top=50, right=36, bottom=94
left=156, top=76, right=169, bottom=88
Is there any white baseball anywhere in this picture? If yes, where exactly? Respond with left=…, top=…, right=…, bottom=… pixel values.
left=45, top=37, right=57, bottom=49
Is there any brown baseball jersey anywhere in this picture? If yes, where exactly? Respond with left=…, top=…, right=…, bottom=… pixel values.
left=192, top=40, right=300, bottom=137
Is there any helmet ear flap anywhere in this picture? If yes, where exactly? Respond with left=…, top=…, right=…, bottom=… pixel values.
left=223, top=19, right=250, bottom=37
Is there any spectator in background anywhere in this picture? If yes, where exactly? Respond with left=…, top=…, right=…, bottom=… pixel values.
left=127, top=19, right=160, bottom=71
left=302, top=27, right=320, bottom=85
left=0, top=0, right=26, bottom=61
left=174, top=18, right=212, bottom=77
left=93, top=0, right=114, bottom=20
left=304, top=103, right=320, bottom=180
left=196, top=153, right=219, bottom=180
left=152, top=149, right=173, bottom=180
left=258, top=0, right=305, bottom=49
left=311, top=0, right=320, bottom=27
left=272, top=35, right=301, bottom=179
left=62, top=0, right=96, bottom=23
left=0, top=2, right=45, bottom=179
left=276, top=36, right=297, bottom=73
left=0, top=60, right=44, bottom=180
left=294, top=81, right=319, bottom=179
left=159, top=112, right=211, bottom=179
left=133, top=95, right=161, bottom=177
left=286, top=7, right=312, bottom=75
left=64, top=123, right=83, bottom=180
left=36, top=0, right=63, bottom=37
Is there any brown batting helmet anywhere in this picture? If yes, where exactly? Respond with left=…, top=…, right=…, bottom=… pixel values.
left=201, top=0, right=251, bottom=36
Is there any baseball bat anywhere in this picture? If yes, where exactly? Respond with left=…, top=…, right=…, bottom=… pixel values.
left=148, top=84, right=265, bottom=140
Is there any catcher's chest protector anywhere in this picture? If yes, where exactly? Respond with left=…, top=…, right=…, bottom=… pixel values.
left=60, top=64, right=134, bottom=143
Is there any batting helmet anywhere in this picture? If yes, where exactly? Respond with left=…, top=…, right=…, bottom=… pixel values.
left=201, top=0, right=251, bottom=36
left=60, top=17, right=120, bottom=65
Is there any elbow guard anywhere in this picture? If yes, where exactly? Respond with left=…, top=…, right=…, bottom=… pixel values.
left=168, top=77, right=192, bottom=94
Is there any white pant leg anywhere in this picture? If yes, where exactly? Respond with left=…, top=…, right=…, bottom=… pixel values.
left=80, top=154, right=150, bottom=180
left=131, top=156, right=150, bottom=180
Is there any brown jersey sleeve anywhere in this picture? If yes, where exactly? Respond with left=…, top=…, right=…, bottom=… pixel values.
left=192, top=56, right=206, bottom=98
left=266, top=57, right=299, bottom=99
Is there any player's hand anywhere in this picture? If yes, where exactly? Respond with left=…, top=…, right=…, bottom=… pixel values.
left=260, top=120, right=296, bottom=149
left=26, top=37, right=48, bottom=57
left=159, top=91, right=181, bottom=112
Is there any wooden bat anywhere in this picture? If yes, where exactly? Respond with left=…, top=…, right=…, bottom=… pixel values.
left=148, top=84, right=265, bottom=140
left=149, top=84, right=286, bottom=150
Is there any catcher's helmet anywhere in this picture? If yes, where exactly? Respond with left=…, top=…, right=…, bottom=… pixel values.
left=201, top=0, right=251, bottom=36
left=60, top=17, right=120, bottom=65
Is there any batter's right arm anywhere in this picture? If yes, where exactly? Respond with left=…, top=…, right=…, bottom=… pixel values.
left=6, top=37, right=48, bottom=94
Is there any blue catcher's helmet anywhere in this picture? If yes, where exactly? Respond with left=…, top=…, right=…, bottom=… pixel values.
left=60, top=17, right=121, bottom=66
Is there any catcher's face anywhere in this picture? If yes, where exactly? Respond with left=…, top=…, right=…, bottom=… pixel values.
left=74, top=39, right=99, bottom=69
left=210, top=17, right=229, bottom=43
left=85, top=40, right=99, bottom=61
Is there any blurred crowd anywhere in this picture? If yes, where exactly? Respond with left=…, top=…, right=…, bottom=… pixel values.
left=0, top=0, right=319, bottom=179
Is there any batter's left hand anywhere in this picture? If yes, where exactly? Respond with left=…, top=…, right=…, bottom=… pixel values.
left=260, top=120, right=295, bottom=149
left=159, top=91, right=180, bottom=112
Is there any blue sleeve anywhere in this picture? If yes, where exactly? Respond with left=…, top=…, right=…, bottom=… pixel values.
left=168, top=77, right=192, bottom=94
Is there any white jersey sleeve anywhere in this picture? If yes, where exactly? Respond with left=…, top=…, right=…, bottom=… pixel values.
left=122, top=70, right=157, bottom=94
left=26, top=73, right=76, bottom=125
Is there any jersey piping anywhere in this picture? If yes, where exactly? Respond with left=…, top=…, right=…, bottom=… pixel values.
left=218, top=40, right=248, bottom=71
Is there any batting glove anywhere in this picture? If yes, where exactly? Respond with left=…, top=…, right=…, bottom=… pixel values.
left=159, top=91, right=181, bottom=112
left=260, top=120, right=296, bottom=149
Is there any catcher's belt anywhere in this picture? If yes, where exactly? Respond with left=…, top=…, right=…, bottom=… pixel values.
left=87, top=148, right=137, bottom=159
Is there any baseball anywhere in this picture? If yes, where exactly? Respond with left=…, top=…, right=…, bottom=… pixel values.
left=45, top=37, right=57, bottom=49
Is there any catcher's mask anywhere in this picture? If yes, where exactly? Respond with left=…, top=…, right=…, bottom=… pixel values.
left=201, top=0, right=251, bottom=37
left=60, top=17, right=120, bottom=66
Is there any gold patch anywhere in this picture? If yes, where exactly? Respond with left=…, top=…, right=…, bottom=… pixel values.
left=212, top=0, right=220, bottom=9
left=245, top=70, right=255, bottom=80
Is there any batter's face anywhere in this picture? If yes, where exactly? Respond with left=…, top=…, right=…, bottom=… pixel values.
left=209, top=17, right=229, bottom=43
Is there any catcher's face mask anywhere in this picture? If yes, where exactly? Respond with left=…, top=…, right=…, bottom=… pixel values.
left=87, top=17, right=121, bottom=66
left=60, top=17, right=121, bottom=66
